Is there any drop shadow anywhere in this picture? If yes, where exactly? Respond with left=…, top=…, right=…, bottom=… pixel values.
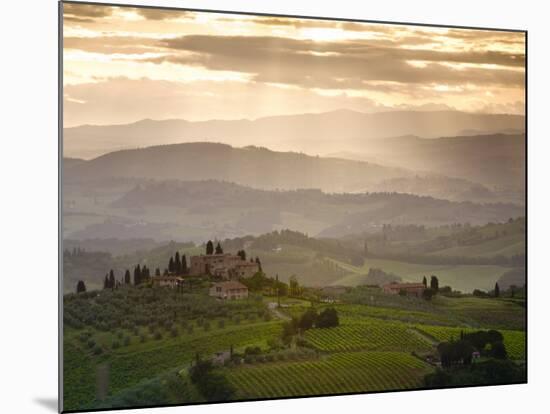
left=34, top=397, right=58, bottom=412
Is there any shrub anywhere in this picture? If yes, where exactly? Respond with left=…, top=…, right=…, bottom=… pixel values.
left=316, top=308, right=339, bottom=328
left=154, top=331, right=163, bottom=341
left=218, top=319, right=225, bottom=329
left=244, top=346, right=262, bottom=356
left=93, top=345, right=103, bottom=355
left=170, top=327, right=179, bottom=337
left=79, top=331, right=91, bottom=343
left=123, top=336, right=131, bottom=347
left=139, top=334, right=147, bottom=343
left=112, top=341, right=120, bottom=349
left=87, top=339, right=96, bottom=349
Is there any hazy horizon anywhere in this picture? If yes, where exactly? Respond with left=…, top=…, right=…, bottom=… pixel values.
left=65, top=106, right=525, bottom=129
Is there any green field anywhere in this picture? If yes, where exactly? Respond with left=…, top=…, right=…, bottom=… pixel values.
left=429, top=234, right=525, bottom=258
left=416, top=325, right=526, bottom=360
left=329, top=257, right=511, bottom=293
left=305, top=319, right=432, bottom=352
left=63, top=282, right=525, bottom=410
left=64, top=320, right=282, bottom=410
left=226, top=351, right=433, bottom=399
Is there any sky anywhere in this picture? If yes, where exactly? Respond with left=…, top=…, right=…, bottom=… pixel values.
left=62, top=3, right=526, bottom=127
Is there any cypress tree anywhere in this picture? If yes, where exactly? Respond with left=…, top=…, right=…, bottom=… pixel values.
left=155, top=268, right=161, bottom=277
left=109, top=269, right=115, bottom=290
left=430, top=275, right=439, bottom=292
left=422, top=276, right=427, bottom=287
left=206, top=240, right=214, bottom=255
left=168, top=257, right=174, bottom=274
left=134, top=265, right=142, bottom=286
left=76, top=280, right=87, bottom=293
left=182, top=255, right=188, bottom=274
left=104, top=274, right=109, bottom=289
left=175, top=252, right=181, bottom=274
left=215, top=242, right=223, bottom=254
left=494, top=282, right=500, bottom=298
left=124, top=269, right=131, bottom=284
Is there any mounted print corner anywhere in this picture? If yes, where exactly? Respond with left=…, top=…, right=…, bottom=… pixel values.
left=60, top=1, right=527, bottom=412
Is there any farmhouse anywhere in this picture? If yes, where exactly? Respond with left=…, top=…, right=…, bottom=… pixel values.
left=152, top=275, right=185, bottom=288
left=209, top=281, right=249, bottom=300
left=382, top=282, right=425, bottom=297
left=190, top=253, right=259, bottom=279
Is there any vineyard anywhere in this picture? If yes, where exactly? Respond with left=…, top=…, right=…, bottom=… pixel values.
left=63, top=321, right=282, bottom=411
left=416, top=325, right=526, bottom=360
left=226, top=351, right=432, bottom=399
left=305, top=319, right=432, bottom=352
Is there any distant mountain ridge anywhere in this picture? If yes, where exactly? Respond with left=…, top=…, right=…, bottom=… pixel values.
left=64, top=142, right=409, bottom=193
left=66, top=179, right=523, bottom=242
left=63, top=109, right=525, bottom=159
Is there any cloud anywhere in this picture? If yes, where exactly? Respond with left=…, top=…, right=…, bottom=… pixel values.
left=64, top=36, right=159, bottom=55
left=152, top=35, right=524, bottom=88
left=63, top=3, right=116, bottom=19
left=134, top=8, right=193, bottom=21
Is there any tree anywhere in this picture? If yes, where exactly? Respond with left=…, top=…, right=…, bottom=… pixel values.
left=182, top=255, right=188, bottom=274
left=134, top=265, right=142, bottom=286
left=255, top=257, right=262, bottom=272
left=109, top=269, right=115, bottom=290
left=76, top=280, right=87, bottom=294
left=422, top=288, right=435, bottom=301
left=422, top=276, right=427, bottom=288
left=489, top=341, right=507, bottom=359
left=316, top=308, right=339, bottom=328
left=430, top=275, right=439, bottom=292
left=124, top=269, right=131, bottom=284
left=175, top=252, right=182, bottom=274
left=206, top=240, right=214, bottom=255
left=494, top=282, right=500, bottom=298
left=237, top=250, right=246, bottom=261
left=103, top=274, right=109, bottom=290
left=298, top=308, right=318, bottom=331
left=142, top=265, right=150, bottom=281
left=289, top=275, right=299, bottom=297
left=276, top=274, right=280, bottom=307
left=168, top=256, right=175, bottom=274
left=215, top=242, right=223, bottom=255
left=155, top=268, right=161, bottom=277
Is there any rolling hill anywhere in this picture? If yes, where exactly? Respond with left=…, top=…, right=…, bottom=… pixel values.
left=329, top=133, right=525, bottom=190
left=63, top=109, right=524, bottom=159
left=64, top=179, right=523, bottom=242
left=64, top=142, right=408, bottom=194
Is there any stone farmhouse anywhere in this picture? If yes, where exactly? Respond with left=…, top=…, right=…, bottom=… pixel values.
left=190, top=253, right=259, bottom=279
left=152, top=275, right=185, bottom=288
left=382, top=282, right=426, bottom=297
left=209, top=281, right=249, bottom=300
